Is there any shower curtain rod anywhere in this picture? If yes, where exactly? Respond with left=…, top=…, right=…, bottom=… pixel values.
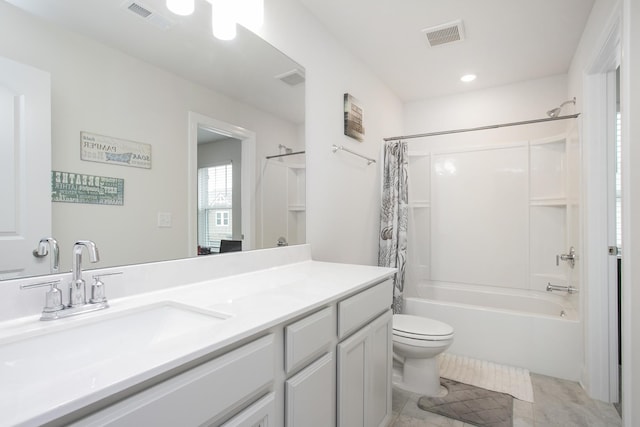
left=383, top=113, right=580, bottom=142
left=265, top=150, right=306, bottom=159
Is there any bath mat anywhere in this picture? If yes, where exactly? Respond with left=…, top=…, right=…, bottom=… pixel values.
left=439, top=353, right=534, bottom=403
left=418, top=378, right=513, bottom=427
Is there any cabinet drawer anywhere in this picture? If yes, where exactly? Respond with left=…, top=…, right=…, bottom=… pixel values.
left=73, top=335, right=275, bottom=427
left=220, top=392, right=276, bottom=427
left=285, top=306, right=334, bottom=374
left=338, top=280, right=392, bottom=339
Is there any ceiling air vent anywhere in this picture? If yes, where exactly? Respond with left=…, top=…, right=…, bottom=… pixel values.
left=275, top=69, right=306, bottom=86
left=122, top=1, right=174, bottom=30
left=421, top=19, right=465, bottom=47
left=127, top=2, right=152, bottom=18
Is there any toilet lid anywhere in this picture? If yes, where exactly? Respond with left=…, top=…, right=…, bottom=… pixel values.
left=393, top=314, right=454, bottom=339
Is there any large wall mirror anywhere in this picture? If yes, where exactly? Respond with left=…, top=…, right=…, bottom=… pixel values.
left=0, top=0, right=305, bottom=281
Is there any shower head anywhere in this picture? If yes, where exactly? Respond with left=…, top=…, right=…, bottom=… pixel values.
left=547, top=97, right=576, bottom=118
left=278, top=144, right=293, bottom=154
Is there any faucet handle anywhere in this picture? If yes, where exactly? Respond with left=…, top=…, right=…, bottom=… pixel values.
left=90, top=272, right=122, bottom=304
left=21, top=280, right=65, bottom=313
left=556, top=246, right=576, bottom=269
left=90, top=277, right=106, bottom=304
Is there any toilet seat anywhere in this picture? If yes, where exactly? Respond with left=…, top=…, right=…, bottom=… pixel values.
left=393, top=314, right=454, bottom=341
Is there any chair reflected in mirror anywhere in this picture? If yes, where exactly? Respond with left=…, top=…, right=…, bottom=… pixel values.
left=219, top=239, right=242, bottom=253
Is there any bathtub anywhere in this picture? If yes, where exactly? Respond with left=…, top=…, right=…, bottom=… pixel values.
left=404, top=283, right=583, bottom=381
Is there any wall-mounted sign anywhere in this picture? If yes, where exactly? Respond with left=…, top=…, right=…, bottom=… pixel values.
left=81, top=132, right=152, bottom=169
left=344, top=93, right=365, bottom=142
left=51, top=171, right=124, bottom=205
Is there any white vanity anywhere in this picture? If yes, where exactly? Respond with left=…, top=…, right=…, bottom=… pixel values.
left=0, top=245, right=395, bottom=426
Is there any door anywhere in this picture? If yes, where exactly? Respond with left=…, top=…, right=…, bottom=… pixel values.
left=0, top=56, right=51, bottom=279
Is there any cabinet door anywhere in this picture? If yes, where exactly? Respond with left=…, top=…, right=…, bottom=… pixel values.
left=368, top=310, right=392, bottom=427
left=220, top=393, right=276, bottom=427
left=337, top=310, right=392, bottom=427
left=285, top=352, right=335, bottom=427
left=337, top=326, right=369, bottom=426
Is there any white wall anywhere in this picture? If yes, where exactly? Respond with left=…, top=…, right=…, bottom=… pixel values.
left=258, top=0, right=404, bottom=265
left=621, top=0, right=640, bottom=423
left=404, top=74, right=570, bottom=142
left=0, top=1, right=299, bottom=271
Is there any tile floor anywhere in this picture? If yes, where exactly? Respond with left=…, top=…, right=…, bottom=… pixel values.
left=389, top=374, right=622, bottom=427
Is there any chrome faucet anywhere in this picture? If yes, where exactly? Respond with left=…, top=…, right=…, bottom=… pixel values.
left=33, top=237, right=60, bottom=273
left=69, top=240, right=100, bottom=307
left=22, top=240, right=113, bottom=320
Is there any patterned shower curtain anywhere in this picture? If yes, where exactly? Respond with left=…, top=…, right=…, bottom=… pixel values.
left=378, top=140, right=408, bottom=314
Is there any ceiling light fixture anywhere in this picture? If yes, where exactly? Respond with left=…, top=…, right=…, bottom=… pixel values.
left=460, top=74, right=476, bottom=83
left=237, top=0, right=264, bottom=32
left=210, top=0, right=237, bottom=40
left=166, top=0, right=194, bottom=16
left=166, top=0, right=263, bottom=40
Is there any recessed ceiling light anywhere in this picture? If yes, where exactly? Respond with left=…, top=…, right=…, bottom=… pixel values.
left=460, top=74, right=477, bottom=83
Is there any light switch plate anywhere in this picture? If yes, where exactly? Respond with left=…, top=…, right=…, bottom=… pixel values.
left=157, top=212, right=172, bottom=228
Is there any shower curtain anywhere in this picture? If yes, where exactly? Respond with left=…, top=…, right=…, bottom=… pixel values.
left=378, top=140, right=408, bottom=314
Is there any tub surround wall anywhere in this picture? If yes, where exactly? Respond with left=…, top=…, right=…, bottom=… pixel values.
left=405, top=133, right=579, bottom=300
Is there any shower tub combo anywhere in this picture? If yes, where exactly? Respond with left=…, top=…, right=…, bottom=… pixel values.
left=405, top=283, right=582, bottom=381
left=401, top=131, right=582, bottom=382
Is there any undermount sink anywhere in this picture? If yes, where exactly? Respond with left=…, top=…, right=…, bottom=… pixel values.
left=0, top=302, right=230, bottom=426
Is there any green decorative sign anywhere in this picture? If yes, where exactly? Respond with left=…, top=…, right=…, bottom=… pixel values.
left=51, top=171, right=124, bottom=205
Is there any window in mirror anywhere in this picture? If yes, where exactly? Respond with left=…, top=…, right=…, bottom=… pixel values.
left=198, top=163, right=233, bottom=254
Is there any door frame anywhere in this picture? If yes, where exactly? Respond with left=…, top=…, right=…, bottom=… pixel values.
left=187, top=112, right=256, bottom=256
left=582, top=8, right=621, bottom=402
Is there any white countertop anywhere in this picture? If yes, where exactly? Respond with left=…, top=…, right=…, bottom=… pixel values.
left=0, top=258, right=395, bottom=427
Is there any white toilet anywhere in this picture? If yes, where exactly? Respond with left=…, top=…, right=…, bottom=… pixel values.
left=392, top=314, right=454, bottom=396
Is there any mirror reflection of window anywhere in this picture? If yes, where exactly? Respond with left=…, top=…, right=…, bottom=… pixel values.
left=216, top=212, right=230, bottom=226
left=198, top=164, right=233, bottom=253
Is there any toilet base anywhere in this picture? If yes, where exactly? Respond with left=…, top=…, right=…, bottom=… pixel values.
left=392, top=356, right=445, bottom=396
